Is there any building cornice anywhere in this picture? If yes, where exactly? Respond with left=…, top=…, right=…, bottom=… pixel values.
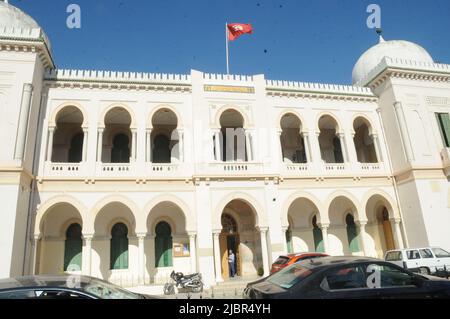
left=266, top=80, right=377, bottom=102
left=0, top=27, right=54, bottom=68
left=357, top=57, right=450, bottom=90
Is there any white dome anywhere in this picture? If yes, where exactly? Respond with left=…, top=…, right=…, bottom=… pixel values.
left=0, top=1, right=40, bottom=30
left=352, top=38, right=433, bottom=85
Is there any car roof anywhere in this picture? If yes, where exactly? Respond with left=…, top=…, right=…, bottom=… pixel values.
left=0, top=275, right=95, bottom=290
left=296, top=256, right=382, bottom=269
left=386, top=247, right=443, bottom=253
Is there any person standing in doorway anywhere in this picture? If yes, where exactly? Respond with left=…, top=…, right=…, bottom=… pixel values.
left=228, top=249, right=236, bottom=278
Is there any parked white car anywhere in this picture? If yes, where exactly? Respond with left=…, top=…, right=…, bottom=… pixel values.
left=385, top=247, right=450, bottom=275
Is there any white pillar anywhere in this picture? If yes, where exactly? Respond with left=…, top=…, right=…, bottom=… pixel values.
left=179, top=129, right=185, bottom=162
left=319, top=224, right=330, bottom=254
left=138, top=234, right=145, bottom=285
left=82, top=235, right=93, bottom=276
left=131, top=129, right=137, bottom=161
left=214, top=130, right=222, bottom=162
left=14, top=83, right=33, bottom=160
left=338, top=132, right=349, bottom=163
left=277, top=130, right=284, bottom=162
left=212, top=231, right=223, bottom=283
left=391, top=218, right=405, bottom=249
left=357, top=221, right=369, bottom=256
left=302, top=132, right=311, bottom=163
left=372, top=133, right=383, bottom=162
left=245, top=130, right=253, bottom=162
left=258, top=227, right=270, bottom=276
left=96, top=128, right=104, bottom=162
left=31, top=235, right=40, bottom=275
left=146, top=129, right=152, bottom=162
left=46, top=126, right=55, bottom=161
left=82, top=127, right=88, bottom=162
left=188, top=232, right=197, bottom=273
left=394, top=101, right=414, bottom=162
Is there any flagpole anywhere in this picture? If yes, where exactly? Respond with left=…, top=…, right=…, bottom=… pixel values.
left=225, top=22, right=230, bottom=75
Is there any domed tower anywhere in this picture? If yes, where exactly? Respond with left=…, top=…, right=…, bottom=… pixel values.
left=0, top=0, right=53, bottom=278
left=353, top=34, right=450, bottom=251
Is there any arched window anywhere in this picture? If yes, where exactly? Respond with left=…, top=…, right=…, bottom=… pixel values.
left=155, top=222, right=173, bottom=268
left=312, top=216, right=324, bottom=253
left=68, top=133, right=84, bottom=163
left=152, top=134, right=171, bottom=163
left=346, top=214, right=359, bottom=253
left=64, top=223, right=82, bottom=271
left=110, top=223, right=129, bottom=270
left=111, top=134, right=130, bottom=163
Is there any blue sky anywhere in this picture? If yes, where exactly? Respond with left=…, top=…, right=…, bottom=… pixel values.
left=14, top=0, right=450, bottom=84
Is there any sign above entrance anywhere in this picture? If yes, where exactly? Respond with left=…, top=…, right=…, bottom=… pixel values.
left=204, top=85, right=255, bottom=94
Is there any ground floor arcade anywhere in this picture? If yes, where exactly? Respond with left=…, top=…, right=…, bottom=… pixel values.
left=30, top=186, right=406, bottom=287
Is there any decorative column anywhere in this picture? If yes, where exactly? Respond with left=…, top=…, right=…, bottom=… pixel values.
left=258, top=227, right=270, bottom=277
left=357, top=221, right=369, bottom=256
left=245, top=130, right=253, bottom=162
left=146, top=128, right=152, bottom=162
left=390, top=218, right=405, bottom=249
left=394, top=102, right=414, bottom=162
left=131, top=129, right=137, bottom=161
left=96, top=128, right=104, bottom=162
left=212, top=231, right=223, bottom=283
left=82, top=127, right=89, bottom=162
left=371, top=133, right=383, bottom=163
left=137, top=234, right=146, bottom=285
left=281, top=227, right=289, bottom=254
left=338, top=132, right=349, bottom=163
left=188, top=232, right=197, bottom=273
left=302, top=132, right=312, bottom=163
left=14, top=83, right=33, bottom=160
left=277, top=130, right=284, bottom=162
left=214, top=130, right=222, bottom=162
left=82, top=235, right=93, bottom=276
left=319, top=224, right=330, bottom=254
left=30, top=235, right=40, bottom=275
left=179, top=129, right=185, bottom=162
left=46, top=126, right=55, bottom=161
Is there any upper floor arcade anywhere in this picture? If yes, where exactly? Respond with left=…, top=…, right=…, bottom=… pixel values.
left=37, top=69, right=390, bottom=181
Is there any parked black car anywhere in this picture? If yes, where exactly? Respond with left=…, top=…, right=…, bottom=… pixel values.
left=243, top=256, right=450, bottom=299
left=0, top=275, right=154, bottom=299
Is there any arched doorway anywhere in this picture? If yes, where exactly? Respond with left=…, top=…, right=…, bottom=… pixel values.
left=280, top=113, right=306, bottom=163
left=68, top=133, right=84, bottom=163
left=111, top=133, right=130, bottom=163
left=102, top=107, right=132, bottom=163
left=219, top=110, right=248, bottom=162
left=345, top=214, right=360, bottom=253
left=353, top=117, right=378, bottom=163
left=52, top=106, right=84, bottom=163
left=318, top=115, right=343, bottom=163
left=380, top=208, right=395, bottom=251
left=312, top=215, right=324, bottom=253
left=151, top=108, right=179, bottom=163
left=155, top=221, right=173, bottom=268
left=219, top=200, right=262, bottom=279
left=64, top=223, right=82, bottom=272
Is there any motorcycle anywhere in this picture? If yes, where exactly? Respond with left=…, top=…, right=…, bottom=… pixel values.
left=163, top=271, right=204, bottom=295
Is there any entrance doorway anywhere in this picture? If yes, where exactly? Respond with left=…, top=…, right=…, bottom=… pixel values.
left=220, top=214, right=241, bottom=279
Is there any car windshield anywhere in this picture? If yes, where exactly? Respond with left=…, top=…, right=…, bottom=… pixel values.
left=386, top=251, right=402, bottom=261
left=432, top=248, right=450, bottom=258
left=81, top=279, right=141, bottom=299
left=267, top=263, right=313, bottom=289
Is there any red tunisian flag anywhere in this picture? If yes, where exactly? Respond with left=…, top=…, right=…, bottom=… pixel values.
left=227, top=23, right=253, bottom=41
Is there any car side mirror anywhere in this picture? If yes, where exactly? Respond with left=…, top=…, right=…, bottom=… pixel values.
left=412, top=276, right=424, bottom=287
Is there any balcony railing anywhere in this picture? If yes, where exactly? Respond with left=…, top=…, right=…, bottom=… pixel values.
left=198, top=162, right=264, bottom=175
left=44, top=162, right=84, bottom=177
left=97, top=163, right=133, bottom=177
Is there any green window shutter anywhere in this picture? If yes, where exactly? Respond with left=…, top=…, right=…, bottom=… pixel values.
left=313, top=227, right=324, bottom=253
left=286, top=229, right=293, bottom=253
left=64, top=224, right=82, bottom=271
left=155, top=222, right=173, bottom=267
left=110, top=223, right=129, bottom=270
left=437, top=113, right=450, bottom=147
left=345, top=214, right=360, bottom=253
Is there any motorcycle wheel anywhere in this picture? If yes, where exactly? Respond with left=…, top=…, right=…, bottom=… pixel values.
left=190, top=281, right=203, bottom=293
left=163, top=283, right=175, bottom=295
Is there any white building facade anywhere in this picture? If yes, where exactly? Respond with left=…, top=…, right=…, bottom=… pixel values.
left=1, top=2, right=449, bottom=288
